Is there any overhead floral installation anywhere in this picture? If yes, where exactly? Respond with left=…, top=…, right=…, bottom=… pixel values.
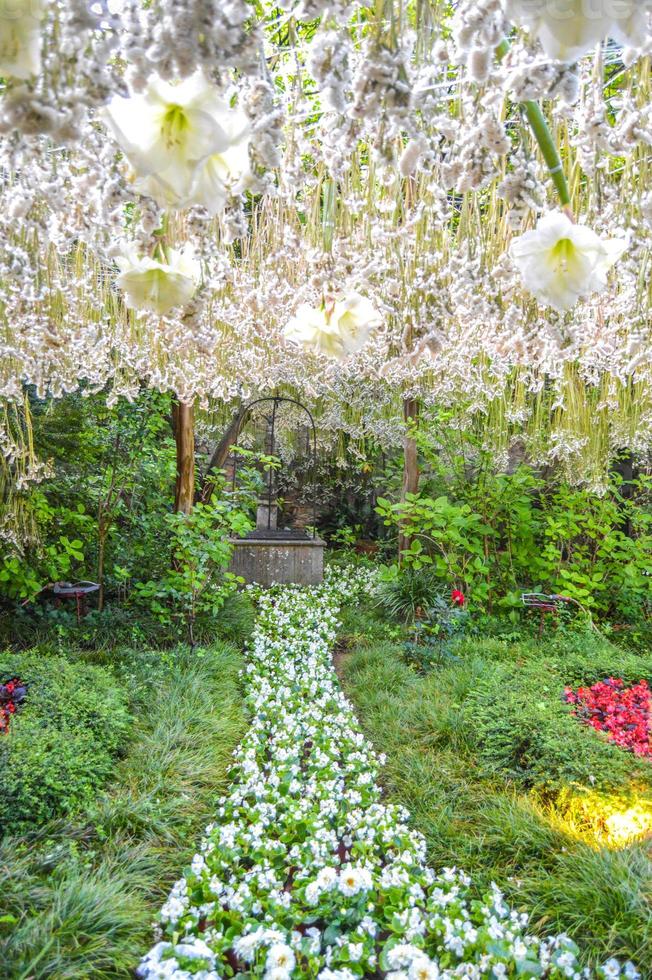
left=0, top=0, right=651, bottom=516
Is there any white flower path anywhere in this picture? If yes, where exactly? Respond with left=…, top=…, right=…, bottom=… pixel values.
left=138, top=567, right=637, bottom=980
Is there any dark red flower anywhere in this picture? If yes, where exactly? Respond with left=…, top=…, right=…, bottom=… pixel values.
left=451, top=589, right=466, bottom=607
left=565, top=677, right=651, bottom=758
left=0, top=677, right=27, bottom=735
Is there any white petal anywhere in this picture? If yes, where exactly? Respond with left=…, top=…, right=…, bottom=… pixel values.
left=0, top=2, right=44, bottom=79
left=509, top=211, right=626, bottom=311
left=186, top=157, right=230, bottom=215
left=504, top=0, right=634, bottom=61
left=115, top=245, right=199, bottom=315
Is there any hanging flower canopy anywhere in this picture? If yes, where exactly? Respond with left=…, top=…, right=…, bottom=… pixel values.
left=0, top=0, right=651, bottom=487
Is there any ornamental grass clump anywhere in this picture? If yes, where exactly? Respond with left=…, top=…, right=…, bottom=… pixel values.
left=138, top=566, right=637, bottom=979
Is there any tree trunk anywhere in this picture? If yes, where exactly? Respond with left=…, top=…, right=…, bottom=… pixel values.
left=199, top=403, right=247, bottom=504
left=398, top=397, right=420, bottom=559
left=173, top=400, right=195, bottom=514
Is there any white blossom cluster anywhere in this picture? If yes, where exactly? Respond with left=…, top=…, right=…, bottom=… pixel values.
left=1, top=1, right=652, bottom=498
left=137, top=566, right=638, bottom=980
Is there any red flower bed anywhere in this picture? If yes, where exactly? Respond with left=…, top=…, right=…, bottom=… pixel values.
left=564, top=677, right=651, bottom=758
left=0, top=678, right=27, bottom=734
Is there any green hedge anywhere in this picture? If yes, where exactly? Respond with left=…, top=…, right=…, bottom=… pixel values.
left=0, top=652, right=132, bottom=835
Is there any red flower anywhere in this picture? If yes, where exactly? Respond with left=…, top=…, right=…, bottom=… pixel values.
left=565, top=678, right=652, bottom=758
left=1, top=677, right=26, bottom=735
left=451, top=589, right=466, bottom=607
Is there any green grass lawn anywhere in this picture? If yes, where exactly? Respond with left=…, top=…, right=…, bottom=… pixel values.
left=340, top=623, right=652, bottom=974
left=0, top=642, right=246, bottom=978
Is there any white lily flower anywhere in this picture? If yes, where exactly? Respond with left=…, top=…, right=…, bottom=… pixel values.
left=503, top=0, right=651, bottom=62
left=103, top=71, right=251, bottom=213
left=0, top=0, right=45, bottom=79
left=115, top=244, right=200, bottom=315
left=283, top=292, right=381, bottom=360
left=509, top=211, right=627, bottom=311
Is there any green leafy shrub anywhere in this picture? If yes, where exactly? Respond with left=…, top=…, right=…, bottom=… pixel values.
left=0, top=652, right=132, bottom=835
left=133, top=491, right=252, bottom=645
left=376, top=412, right=652, bottom=623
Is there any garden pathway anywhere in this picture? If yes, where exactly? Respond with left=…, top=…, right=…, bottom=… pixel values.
left=137, top=568, right=630, bottom=980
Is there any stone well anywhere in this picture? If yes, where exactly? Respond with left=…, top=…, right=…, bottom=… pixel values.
left=229, top=503, right=325, bottom=586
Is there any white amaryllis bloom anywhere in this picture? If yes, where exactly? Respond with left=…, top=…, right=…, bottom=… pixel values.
left=103, top=71, right=251, bottom=213
left=0, top=0, right=45, bottom=78
left=503, top=0, right=652, bottom=62
left=283, top=293, right=381, bottom=360
left=509, top=211, right=627, bottom=312
left=115, top=244, right=200, bottom=315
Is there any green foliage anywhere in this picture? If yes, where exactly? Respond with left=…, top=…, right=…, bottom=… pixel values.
left=465, top=659, right=652, bottom=803
left=377, top=460, right=652, bottom=620
left=377, top=493, right=491, bottom=598
left=0, top=497, right=86, bottom=600
left=328, top=523, right=362, bottom=547
left=0, top=653, right=132, bottom=835
left=342, top=627, right=652, bottom=970
left=214, top=590, right=256, bottom=645
left=1, top=389, right=176, bottom=606
left=133, top=489, right=253, bottom=644
left=402, top=595, right=468, bottom=673
left=374, top=564, right=443, bottom=622
left=0, top=642, right=245, bottom=978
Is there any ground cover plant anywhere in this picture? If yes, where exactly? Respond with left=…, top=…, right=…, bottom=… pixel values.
left=340, top=615, right=652, bottom=972
left=0, top=651, right=133, bottom=835
left=0, top=641, right=245, bottom=978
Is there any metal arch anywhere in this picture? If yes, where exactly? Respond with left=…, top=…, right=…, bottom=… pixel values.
left=230, top=395, right=319, bottom=538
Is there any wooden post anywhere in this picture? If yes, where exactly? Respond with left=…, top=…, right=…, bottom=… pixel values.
left=173, top=400, right=195, bottom=514
left=199, top=402, right=247, bottom=504
left=398, top=397, right=419, bottom=559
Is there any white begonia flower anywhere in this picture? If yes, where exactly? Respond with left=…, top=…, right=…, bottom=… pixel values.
left=387, top=944, right=424, bottom=969
left=338, top=866, right=373, bottom=896
left=265, top=943, right=296, bottom=974
left=503, top=0, right=651, bottom=63
left=115, top=244, right=200, bottom=315
left=509, top=211, right=627, bottom=312
left=0, top=0, right=45, bottom=78
left=408, top=957, right=440, bottom=980
left=103, top=71, right=251, bottom=214
left=266, top=970, right=292, bottom=980
left=283, top=293, right=381, bottom=360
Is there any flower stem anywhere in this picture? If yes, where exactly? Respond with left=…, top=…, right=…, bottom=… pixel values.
left=522, top=101, right=571, bottom=208
left=495, top=37, right=571, bottom=210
